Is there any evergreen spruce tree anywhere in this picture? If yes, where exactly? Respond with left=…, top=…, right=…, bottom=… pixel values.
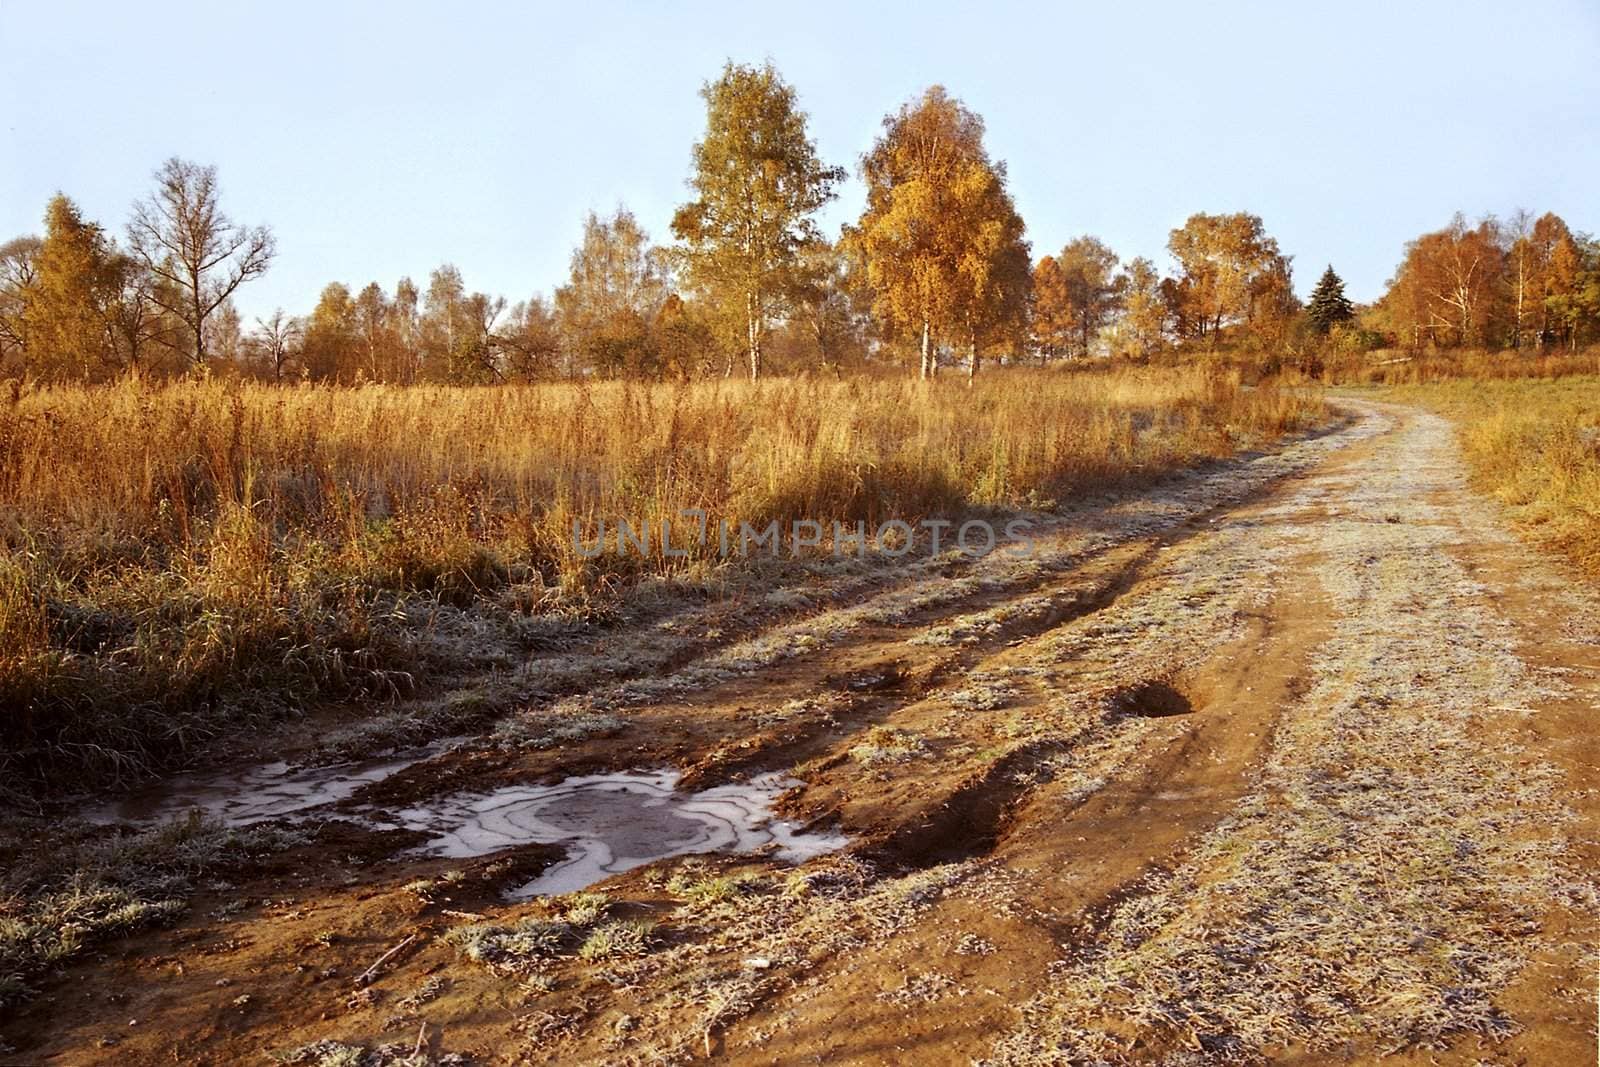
left=1305, top=265, right=1355, bottom=335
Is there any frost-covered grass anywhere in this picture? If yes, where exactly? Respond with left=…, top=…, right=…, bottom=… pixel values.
left=577, top=919, right=656, bottom=961
left=0, top=813, right=309, bottom=1007
left=1370, top=376, right=1600, bottom=578
left=848, top=725, right=926, bottom=765
left=443, top=917, right=574, bottom=970
left=443, top=891, right=648, bottom=973
left=272, top=1039, right=468, bottom=1066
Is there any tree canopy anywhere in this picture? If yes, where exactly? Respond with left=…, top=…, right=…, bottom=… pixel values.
left=128, top=157, right=275, bottom=366
left=850, top=86, right=1029, bottom=380
left=671, top=62, right=843, bottom=380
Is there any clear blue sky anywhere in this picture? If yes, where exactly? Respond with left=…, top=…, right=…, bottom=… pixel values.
left=3, top=0, right=1597, bottom=321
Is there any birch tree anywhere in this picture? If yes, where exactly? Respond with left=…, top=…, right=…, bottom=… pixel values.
left=1036, top=236, right=1122, bottom=358
left=1384, top=214, right=1505, bottom=348
left=852, top=86, right=1027, bottom=380
left=953, top=169, right=1030, bottom=381
left=1506, top=209, right=1535, bottom=348
left=556, top=207, right=668, bottom=375
left=1166, top=212, right=1289, bottom=348
left=0, top=236, right=41, bottom=364
left=128, top=158, right=274, bottom=367
left=251, top=309, right=301, bottom=383
left=1113, top=257, right=1167, bottom=358
left=672, top=62, right=842, bottom=380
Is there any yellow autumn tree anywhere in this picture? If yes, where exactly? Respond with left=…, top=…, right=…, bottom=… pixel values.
left=1033, top=236, right=1122, bottom=359
left=27, top=195, right=123, bottom=380
left=850, top=86, right=1029, bottom=380
left=952, top=163, right=1030, bottom=381
left=1113, top=257, right=1167, bottom=358
left=1031, top=255, right=1073, bottom=360
left=1166, top=212, right=1293, bottom=350
left=672, top=62, right=843, bottom=381
left=1381, top=214, right=1506, bottom=349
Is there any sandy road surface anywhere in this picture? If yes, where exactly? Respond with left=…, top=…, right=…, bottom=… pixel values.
left=7, top=399, right=1598, bottom=1066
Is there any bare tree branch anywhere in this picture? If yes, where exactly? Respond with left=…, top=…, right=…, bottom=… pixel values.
left=126, top=158, right=275, bottom=367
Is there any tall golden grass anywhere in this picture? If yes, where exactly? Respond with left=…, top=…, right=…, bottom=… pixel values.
left=0, top=366, right=1323, bottom=787
left=1319, top=345, right=1600, bottom=386
left=1374, top=375, right=1600, bottom=578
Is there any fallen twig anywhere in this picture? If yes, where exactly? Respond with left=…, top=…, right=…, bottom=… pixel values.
left=355, top=934, right=416, bottom=986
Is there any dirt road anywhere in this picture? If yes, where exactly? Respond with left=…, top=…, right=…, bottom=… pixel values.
left=7, top=399, right=1598, bottom=1066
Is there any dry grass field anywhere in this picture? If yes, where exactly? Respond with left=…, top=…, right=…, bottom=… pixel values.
left=0, top=367, right=1319, bottom=791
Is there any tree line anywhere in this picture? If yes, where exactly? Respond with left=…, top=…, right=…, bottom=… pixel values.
left=4, top=62, right=1599, bottom=385
left=1374, top=211, right=1599, bottom=351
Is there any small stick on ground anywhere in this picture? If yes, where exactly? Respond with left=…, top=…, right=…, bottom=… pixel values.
left=413, top=1019, right=428, bottom=1056
left=355, top=934, right=416, bottom=987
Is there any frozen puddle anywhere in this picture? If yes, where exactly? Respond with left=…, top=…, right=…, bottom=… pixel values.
left=380, top=769, right=847, bottom=898
left=82, top=747, right=443, bottom=826
left=81, top=754, right=847, bottom=900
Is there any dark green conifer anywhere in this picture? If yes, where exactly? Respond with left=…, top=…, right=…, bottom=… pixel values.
left=1305, top=265, right=1355, bottom=335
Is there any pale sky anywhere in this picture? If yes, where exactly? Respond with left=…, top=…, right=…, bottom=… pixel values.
left=3, top=0, right=1597, bottom=321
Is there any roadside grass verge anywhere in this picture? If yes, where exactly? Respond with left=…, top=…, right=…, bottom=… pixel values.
left=1360, top=375, right=1600, bottom=578
left=0, top=812, right=309, bottom=1008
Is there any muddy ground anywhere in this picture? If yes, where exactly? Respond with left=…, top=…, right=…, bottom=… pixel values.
left=3, top=399, right=1597, bottom=1066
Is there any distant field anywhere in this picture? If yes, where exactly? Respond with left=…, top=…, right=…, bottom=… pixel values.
left=1364, top=375, right=1600, bottom=578
left=0, top=367, right=1323, bottom=790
